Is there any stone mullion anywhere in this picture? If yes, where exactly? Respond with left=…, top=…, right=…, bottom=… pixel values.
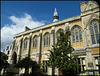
left=39, top=31, right=42, bottom=64
left=48, top=27, right=55, bottom=75
left=37, top=34, right=41, bottom=63
left=8, top=40, right=15, bottom=64
left=36, top=30, right=42, bottom=64
left=17, top=37, right=23, bottom=62
left=85, top=27, right=94, bottom=69
left=26, top=34, right=32, bottom=57
left=80, top=58, right=83, bottom=71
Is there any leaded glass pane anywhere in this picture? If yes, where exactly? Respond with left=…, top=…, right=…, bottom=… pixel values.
left=90, top=26, right=94, bottom=35
left=49, top=36, right=50, bottom=45
left=93, top=21, right=96, bottom=24
left=75, top=27, right=78, bottom=30
left=96, top=34, right=100, bottom=43
left=47, top=35, right=48, bottom=45
left=44, top=38, right=45, bottom=46
left=72, top=32, right=75, bottom=41
left=91, top=35, right=96, bottom=44
left=33, top=40, right=34, bottom=47
left=57, top=33, right=60, bottom=41
left=79, top=30, right=82, bottom=40
left=94, top=24, right=98, bottom=34
left=24, top=42, right=25, bottom=48
left=35, top=39, right=37, bottom=47
left=75, top=30, right=78, bottom=41
left=26, top=41, right=27, bottom=48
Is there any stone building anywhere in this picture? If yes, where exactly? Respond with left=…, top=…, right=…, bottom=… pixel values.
left=7, top=1, right=99, bottom=75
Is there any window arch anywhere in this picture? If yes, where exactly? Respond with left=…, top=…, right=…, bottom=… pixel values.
left=44, top=32, right=50, bottom=46
left=33, top=35, right=38, bottom=48
left=71, top=26, right=82, bottom=41
left=56, top=29, right=64, bottom=41
left=24, top=38, right=28, bottom=49
left=90, top=20, right=99, bottom=44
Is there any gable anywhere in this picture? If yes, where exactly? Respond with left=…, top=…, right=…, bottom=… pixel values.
left=85, top=1, right=99, bottom=11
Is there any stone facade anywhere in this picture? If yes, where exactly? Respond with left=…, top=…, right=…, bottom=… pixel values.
left=5, top=1, right=99, bottom=75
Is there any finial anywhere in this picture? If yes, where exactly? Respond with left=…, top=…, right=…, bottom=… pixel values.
left=53, top=7, right=59, bottom=22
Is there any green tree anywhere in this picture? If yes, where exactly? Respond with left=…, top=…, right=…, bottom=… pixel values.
left=48, top=30, right=79, bottom=75
left=0, top=52, right=9, bottom=71
left=15, top=57, right=41, bottom=75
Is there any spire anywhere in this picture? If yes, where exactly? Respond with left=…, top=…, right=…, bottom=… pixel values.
left=53, top=7, right=59, bottom=22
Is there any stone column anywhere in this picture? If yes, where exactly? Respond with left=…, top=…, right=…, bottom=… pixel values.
left=50, top=27, right=55, bottom=49
left=48, top=27, right=55, bottom=75
left=26, top=33, right=32, bottom=57
left=17, top=36, right=23, bottom=62
left=8, top=45, right=13, bottom=64
left=8, top=40, right=15, bottom=64
left=36, top=35, right=40, bottom=63
left=37, top=30, right=42, bottom=64
left=84, top=29, right=94, bottom=70
left=65, top=23, right=69, bottom=32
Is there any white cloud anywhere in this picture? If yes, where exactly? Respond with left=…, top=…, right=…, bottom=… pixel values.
left=1, top=13, right=45, bottom=50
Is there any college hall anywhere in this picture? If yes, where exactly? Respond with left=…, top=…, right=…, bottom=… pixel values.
left=4, top=1, right=100, bottom=75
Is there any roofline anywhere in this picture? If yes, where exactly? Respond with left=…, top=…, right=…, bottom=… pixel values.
left=14, top=14, right=81, bottom=38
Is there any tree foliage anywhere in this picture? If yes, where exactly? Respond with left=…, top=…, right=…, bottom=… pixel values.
left=48, top=30, right=78, bottom=75
left=0, top=52, right=9, bottom=70
left=15, top=57, right=40, bottom=75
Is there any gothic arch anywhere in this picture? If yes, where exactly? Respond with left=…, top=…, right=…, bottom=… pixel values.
left=43, top=32, right=50, bottom=36
left=56, top=28, right=64, bottom=34
left=86, top=13, right=99, bottom=28
left=32, top=35, right=38, bottom=48
left=43, top=32, right=50, bottom=46
left=71, top=25, right=82, bottom=31
left=89, top=19, right=99, bottom=44
left=56, top=28, right=64, bottom=42
left=71, top=25, right=83, bottom=42
left=32, top=35, right=38, bottom=39
left=23, top=37, right=28, bottom=49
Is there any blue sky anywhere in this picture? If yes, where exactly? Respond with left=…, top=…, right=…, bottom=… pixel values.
left=1, top=1, right=88, bottom=27
left=1, top=1, right=88, bottom=52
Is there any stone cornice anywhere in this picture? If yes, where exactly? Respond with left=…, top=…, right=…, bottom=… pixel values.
left=14, top=15, right=81, bottom=38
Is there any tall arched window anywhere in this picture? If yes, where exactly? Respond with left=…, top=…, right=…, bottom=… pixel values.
left=44, top=32, right=50, bottom=46
left=33, top=36, right=38, bottom=48
left=72, top=26, right=82, bottom=41
left=90, top=20, right=99, bottom=44
left=24, top=38, right=28, bottom=49
left=56, top=29, right=64, bottom=42
left=79, top=30, right=82, bottom=40
left=57, top=33, right=60, bottom=41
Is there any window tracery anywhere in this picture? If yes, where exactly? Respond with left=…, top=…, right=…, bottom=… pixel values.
left=33, top=36, right=38, bottom=48
left=90, top=20, right=99, bottom=44
left=24, top=38, right=28, bottom=49
left=44, top=33, right=50, bottom=46
left=72, top=26, right=82, bottom=41
left=56, top=29, right=64, bottom=42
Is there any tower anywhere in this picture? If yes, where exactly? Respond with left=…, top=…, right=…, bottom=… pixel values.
left=53, top=7, right=59, bottom=22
